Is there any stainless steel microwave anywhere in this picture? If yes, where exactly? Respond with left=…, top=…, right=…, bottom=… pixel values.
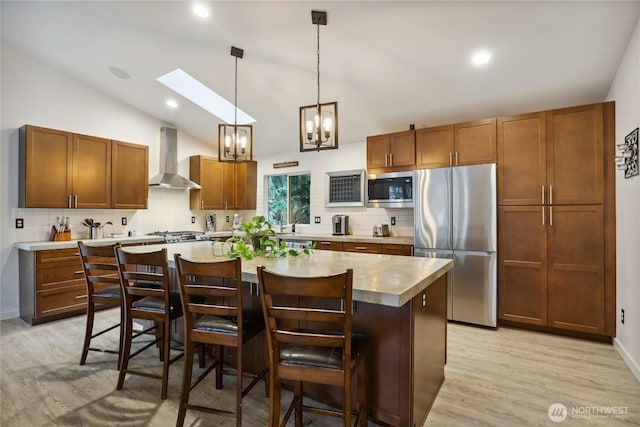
left=366, top=171, right=414, bottom=208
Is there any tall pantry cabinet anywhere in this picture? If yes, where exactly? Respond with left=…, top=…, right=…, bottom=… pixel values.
left=497, top=102, right=615, bottom=338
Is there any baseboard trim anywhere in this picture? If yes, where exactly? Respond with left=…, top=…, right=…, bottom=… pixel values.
left=614, top=337, right=640, bottom=382
left=0, top=309, right=20, bottom=321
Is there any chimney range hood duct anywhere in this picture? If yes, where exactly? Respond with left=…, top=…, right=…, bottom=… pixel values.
left=149, top=127, right=201, bottom=190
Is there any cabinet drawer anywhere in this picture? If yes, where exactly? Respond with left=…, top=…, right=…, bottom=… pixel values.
left=36, top=248, right=80, bottom=263
left=36, top=259, right=84, bottom=289
left=343, top=242, right=382, bottom=254
left=35, top=283, right=87, bottom=319
left=313, top=241, right=343, bottom=251
left=382, top=244, right=413, bottom=256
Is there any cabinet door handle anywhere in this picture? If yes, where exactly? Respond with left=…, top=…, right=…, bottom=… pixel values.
left=75, top=270, right=84, bottom=275
left=74, top=194, right=78, bottom=208
left=354, top=246, right=367, bottom=250
left=550, top=206, right=553, bottom=226
left=68, top=194, right=72, bottom=208
left=541, top=186, right=545, bottom=205
left=75, top=295, right=87, bottom=300
left=455, top=152, right=459, bottom=166
left=390, top=153, right=393, bottom=165
left=542, top=206, right=545, bottom=225
left=449, top=152, right=452, bottom=166
left=319, top=241, right=331, bottom=245
left=422, top=292, right=427, bottom=310
left=549, top=185, right=553, bottom=205
left=225, top=201, right=228, bottom=210
left=384, top=154, right=388, bottom=167
left=201, top=200, right=204, bottom=210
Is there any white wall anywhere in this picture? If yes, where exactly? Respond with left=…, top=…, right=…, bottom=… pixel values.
left=0, top=44, right=245, bottom=320
left=255, top=144, right=414, bottom=237
left=607, top=16, right=640, bottom=381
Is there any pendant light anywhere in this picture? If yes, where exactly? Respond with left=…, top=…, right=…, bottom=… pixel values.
left=299, top=10, right=338, bottom=152
left=219, top=46, right=253, bottom=162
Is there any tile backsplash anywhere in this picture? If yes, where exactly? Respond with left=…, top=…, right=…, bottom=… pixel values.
left=13, top=187, right=415, bottom=242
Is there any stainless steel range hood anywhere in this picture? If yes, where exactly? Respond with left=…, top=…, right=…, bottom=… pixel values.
left=149, top=127, right=201, bottom=190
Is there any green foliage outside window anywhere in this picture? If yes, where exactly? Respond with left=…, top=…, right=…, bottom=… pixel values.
left=267, top=173, right=311, bottom=225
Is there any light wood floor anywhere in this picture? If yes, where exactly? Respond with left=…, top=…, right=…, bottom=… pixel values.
left=1, top=309, right=638, bottom=426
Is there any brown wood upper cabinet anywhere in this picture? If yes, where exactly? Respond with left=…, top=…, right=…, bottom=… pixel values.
left=20, top=125, right=112, bottom=208
left=111, top=140, right=148, bottom=209
left=367, top=130, right=415, bottom=172
left=190, top=155, right=257, bottom=210
left=19, top=125, right=148, bottom=209
left=498, top=103, right=604, bottom=205
left=416, top=119, right=497, bottom=168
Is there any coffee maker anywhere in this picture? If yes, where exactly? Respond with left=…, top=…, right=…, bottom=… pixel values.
left=332, top=215, right=349, bottom=235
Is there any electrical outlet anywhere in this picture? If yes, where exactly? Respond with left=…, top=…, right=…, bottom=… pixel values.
left=16, top=218, right=24, bottom=229
left=621, top=309, right=625, bottom=324
left=391, top=216, right=396, bottom=225
left=121, top=217, right=127, bottom=226
left=191, top=216, right=196, bottom=224
left=226, top=216, right=230, bottom=222
left=314, top=216, right=321, bottom=224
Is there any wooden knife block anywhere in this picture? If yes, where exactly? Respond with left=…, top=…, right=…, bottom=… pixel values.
left=50, top=227, right=71, bottom=241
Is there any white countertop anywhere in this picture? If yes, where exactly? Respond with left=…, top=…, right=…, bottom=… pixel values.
left=120, top=241, right=451, bottom=308
left=14, top=236, right=165, bottom=251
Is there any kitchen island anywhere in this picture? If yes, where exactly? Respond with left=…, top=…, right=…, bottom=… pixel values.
left=124, top=241, right=453, bottom=427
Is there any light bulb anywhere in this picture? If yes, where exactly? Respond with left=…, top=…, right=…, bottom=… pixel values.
left=323, top=117, right=332, bottom=132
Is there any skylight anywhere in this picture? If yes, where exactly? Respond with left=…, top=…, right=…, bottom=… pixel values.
left=156, top=68, right=256, bottom=124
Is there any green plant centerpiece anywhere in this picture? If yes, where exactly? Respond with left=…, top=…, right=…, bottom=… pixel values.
left=223, top=215, right=314, bottom=259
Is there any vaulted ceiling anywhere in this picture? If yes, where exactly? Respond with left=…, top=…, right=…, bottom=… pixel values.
left=2, top=1, right=639, bottom=157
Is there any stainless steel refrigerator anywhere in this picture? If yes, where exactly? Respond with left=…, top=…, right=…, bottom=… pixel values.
left=413, top=164, right=497, bottom=327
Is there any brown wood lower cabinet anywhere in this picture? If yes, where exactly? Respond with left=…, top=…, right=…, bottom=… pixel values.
left=353, top=274, right=446, bottom=427
left=312, top=240, right=343, bottom=251
left=343, top=242, right=382, bottom=254
left=499, top=205, right=607, bottom=336
left=20, top=248, right=87, bottom=325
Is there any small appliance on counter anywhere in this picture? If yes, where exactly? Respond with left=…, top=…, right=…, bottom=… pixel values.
left=332, top=215, right=349, bottom=235
left=372, top=224, right=390, bottom=237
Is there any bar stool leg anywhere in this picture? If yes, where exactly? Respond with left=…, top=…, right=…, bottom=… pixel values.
left=176, top=337, right=194, bottom=427
left=117, top=312, right=133, bottom=390
left=161, top=320, right=170, bottom=399
left=79, top=297, right=95, bottom=365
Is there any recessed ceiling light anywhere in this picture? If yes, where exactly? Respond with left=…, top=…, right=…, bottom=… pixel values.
left=157, top=68, right=256, bottom=124
left=192, top=3, right=209, bottom=18
left=109, top=66, right=130, bottom=79
left=471, top=50, right=491, bottom=66
left=166, top=99, right=178, bottom=109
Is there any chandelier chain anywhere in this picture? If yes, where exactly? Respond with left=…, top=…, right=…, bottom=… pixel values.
left=234, top=56, right=238, bottom=128
left=316, top=22, right=320, bottom=112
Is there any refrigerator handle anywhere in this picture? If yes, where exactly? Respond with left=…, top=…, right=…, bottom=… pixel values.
left=541, top=185, right=545, bottom=204
left=550, top=185, right=553, bottom=204
left=550, top=206, right=553, bottom=226
left=542, top=206, right=545, bottom=225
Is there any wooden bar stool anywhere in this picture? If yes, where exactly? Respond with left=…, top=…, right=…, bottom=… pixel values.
left=174, top=254, right=268, bottom=427
left=114, top=247, right=184, bottom=400
left=257, top=266, right=368, bottom=427
left=78, top=241, right=122, bottom=366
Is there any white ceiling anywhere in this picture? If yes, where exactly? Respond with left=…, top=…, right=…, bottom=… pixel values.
left=2, top=1, right=639, bottom=157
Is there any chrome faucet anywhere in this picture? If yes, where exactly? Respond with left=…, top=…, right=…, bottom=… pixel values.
left=276, top=210, right=286, bottom=232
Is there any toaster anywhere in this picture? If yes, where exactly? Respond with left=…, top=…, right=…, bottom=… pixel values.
left=373, top=224, right=390, bottom=237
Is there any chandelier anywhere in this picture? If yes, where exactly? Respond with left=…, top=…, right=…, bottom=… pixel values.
left=299, top=10, right=338, bottom=152
left=219, top=46, right=253, bottom=162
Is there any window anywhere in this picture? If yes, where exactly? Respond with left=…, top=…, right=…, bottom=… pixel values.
left=266, top=173, right=311, bottom=225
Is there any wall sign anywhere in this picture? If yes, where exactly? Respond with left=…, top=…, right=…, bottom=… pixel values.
left=616, top=127, right=639, bottom=179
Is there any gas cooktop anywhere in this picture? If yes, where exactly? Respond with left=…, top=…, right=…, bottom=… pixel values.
left=146, top=230, right=209, bottom=243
